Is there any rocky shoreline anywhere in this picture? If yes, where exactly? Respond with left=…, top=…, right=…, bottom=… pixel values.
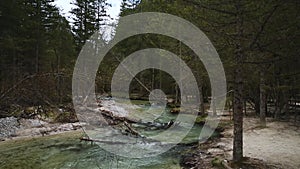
left=0, top=117, right=19, bottom=140
left=0, top=116, right=83, bottom=141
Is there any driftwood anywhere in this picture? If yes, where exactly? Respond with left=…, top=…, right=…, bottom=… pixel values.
left=100, top=108, right=139, bottom=124
left=80, top=105, right=177, bottom=138
left=123, top=121, right=141, bottom=137
left=100, top=109, right=178, bottom=132
left=83, top=106, right=176, bottom=129
left=80, top=136, right=129, bottom=145
left=135, top=120, right=178, bottom=130
left=79, top=135, right=163, bottom=146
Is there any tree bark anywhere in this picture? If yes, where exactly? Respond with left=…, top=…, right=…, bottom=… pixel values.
left=55, top=49, right=62, bottom=104
left=260, top=71, right=266, bottom=127
left=199, top=82, right=205, bottom=115
left=233, top=65, right=244, bottom=163
left=196, top=71, right=205, bottom=115
left=243, top=100, right=247, bottom=116
left=233, top=1, right=244, bottom=163
left=212, top=95, right=217, bottom=116
left=175, top=83, right=179, bottom=104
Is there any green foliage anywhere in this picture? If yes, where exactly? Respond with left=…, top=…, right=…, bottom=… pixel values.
left=117, top=0, right=299, bottom=110
left=0, top=0, right=76, bottom=107
left=0, top=0, right=298, bottom=119
left=71, top=0, right=110, bottom=52
left=211, top=157, right=223, bottom=168
left=54, top=112, right=78, bottom=123
left=195, top=114, right=208, bottom=125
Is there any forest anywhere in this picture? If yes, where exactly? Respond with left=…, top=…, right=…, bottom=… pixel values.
left=0, top=0, right=299, bottom=169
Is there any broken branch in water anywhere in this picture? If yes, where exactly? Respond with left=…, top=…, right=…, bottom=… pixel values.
left=78, top=105, right=178, bottom=138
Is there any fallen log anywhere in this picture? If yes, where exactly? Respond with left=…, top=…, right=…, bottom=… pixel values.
left=124, top=121, right=141, bottom=137
left=79, top=136, right=161, bottom=145
left=80, top=136, right=129, bottom=145
left=81, top=105, right=177, bottom=130
left=78, top=105, right=179, bottom=140
left=82, top=106, right=139, bottom=124
left=135, top=120, right=180, bottom=130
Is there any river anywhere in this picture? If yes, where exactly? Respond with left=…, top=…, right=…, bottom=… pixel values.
left=0, top=100, right=217, bottom=169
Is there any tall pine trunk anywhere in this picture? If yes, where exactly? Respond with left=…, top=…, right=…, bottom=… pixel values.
left=199, top=82, right=205, bottom=115
left=233, top=0, right=244, bottom=162
left=260, top=71, right=266, bottom=127
left=233, top=62, right=244, bottom=162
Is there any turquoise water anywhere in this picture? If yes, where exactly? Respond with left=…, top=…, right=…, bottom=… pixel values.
left=0, top=131, right=184, bottom=169
left=0, top=101, right=217, bottom=169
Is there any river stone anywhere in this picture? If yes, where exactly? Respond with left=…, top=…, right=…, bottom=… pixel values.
left=19, top=118, right=48, bottom=129
left=207, top=148, right=224, bottom=155
left=216, top=142, right=227, bottom=148
left=0, top=117, right=19, bottom=138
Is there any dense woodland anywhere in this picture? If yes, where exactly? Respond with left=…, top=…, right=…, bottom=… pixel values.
left=0, top=0, right=299, bottom=164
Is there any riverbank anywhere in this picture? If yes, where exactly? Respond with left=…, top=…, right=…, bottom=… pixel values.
left=233, top=118, right=300, bottom=169
left=181, top=117, right=300, bottom=169
left=2, top=99, right=299, bottom=168
left=0, top=116, right=84, bottom=141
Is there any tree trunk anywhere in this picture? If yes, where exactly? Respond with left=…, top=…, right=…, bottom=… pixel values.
left=175, top=83, right=179, bottom=104
left=35, top=0, right=41, bottom=74
left=233, top=65, right=244, bottom=162
left=199, top=82, right=205, bottom=115
left=139, top=73, right=143, bottom=96
left=243, top=100, right=247, bottom=116
left=254, top=97, right=260, bottom=115
left=233, top=1, right=244, bottom=162
left=55, top=49, right=62, bottom=104
left=212, top=96, right=217, bottom=116
left=260, top=71, right=266, bottom=127
left=35, top=44, right=39, bottom=73
left=196, top=72, right=205, bottom=115
left=152, top=68, right=155, bottom=90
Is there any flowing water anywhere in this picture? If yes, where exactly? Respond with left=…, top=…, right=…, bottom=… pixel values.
left=0, top=100, right=217, bottom=169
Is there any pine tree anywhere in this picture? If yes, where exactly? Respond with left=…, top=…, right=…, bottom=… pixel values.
left=0, top=0, right=76, bottom=105
left=71, top=0, right=110, bottom=52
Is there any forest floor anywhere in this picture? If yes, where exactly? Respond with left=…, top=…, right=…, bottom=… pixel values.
left=220, top=117, right=300, bottom=169
left=182, top=116, right=300, bottom=169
